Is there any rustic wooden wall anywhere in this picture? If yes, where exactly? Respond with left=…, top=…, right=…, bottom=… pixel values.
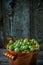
left=30, top=0, right=43, bottom=42
left=0, top=0, right=43, bottom=48
left=0, top=0, right=30, bottom=48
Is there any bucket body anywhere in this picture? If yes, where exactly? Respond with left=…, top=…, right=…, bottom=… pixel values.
left=8, top=50, right=39, bottom=65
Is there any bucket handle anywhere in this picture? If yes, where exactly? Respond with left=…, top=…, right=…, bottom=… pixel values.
left=3, top=51, right=17, bottom=60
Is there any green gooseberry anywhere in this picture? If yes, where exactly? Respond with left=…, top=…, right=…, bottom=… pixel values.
left=23, top=38, right=28, bottom=43
left=14, top=48, right=19, bottom=52
left=27, top=42, right=31, bottom=45
left=29, top=46, right=35, bottom=51
left=15, top=43, right=20, bottom=48
left=30, top=47, right=35, bottom=51
left=20, top=45, right=28, bottom=51
left=35, top=43, right=40, bottom=49
left=8, top=44, right=14, bottom=50
left=9, top=39, right=14, bottom=44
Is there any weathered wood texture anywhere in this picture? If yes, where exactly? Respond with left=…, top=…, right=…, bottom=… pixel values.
left=30, top=0, right=43, bottom=42
left=0, top=0, right=30, bottom=48
left=0, top=49, right=8, bottom=65
left=0, top=0, right=43, bottom=46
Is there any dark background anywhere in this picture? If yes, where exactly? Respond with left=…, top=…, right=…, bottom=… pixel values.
left=0, top=0, right=43, bottom=65
left=0, top=0, right=43, bottom=48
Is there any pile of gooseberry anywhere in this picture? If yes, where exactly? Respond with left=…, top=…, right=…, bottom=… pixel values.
left=7, top=38, right=40, bottom=53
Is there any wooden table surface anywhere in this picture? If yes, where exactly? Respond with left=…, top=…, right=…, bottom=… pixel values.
left=0, top=49, right=43, bottom=65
